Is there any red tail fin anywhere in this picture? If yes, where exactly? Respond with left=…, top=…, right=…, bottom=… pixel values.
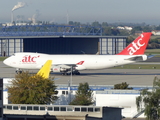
left=117, top=32, right=152, bottom=55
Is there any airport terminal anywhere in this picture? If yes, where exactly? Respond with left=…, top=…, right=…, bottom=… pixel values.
left=0, top=25, right=155, bottom=120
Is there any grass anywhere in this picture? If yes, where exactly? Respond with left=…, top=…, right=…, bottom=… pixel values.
left=132, top=35, right=160, bottom=39
left=112, top=64, right=160, bottom=69
left=0, top=57, right=7, bottom=61
left=145, top=49, right=160, bottom=55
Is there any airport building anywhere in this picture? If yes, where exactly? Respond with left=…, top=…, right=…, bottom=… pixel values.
left=3, top=104, right=123, bottom=120
left=0, top=25, right=127, bottom=56
left=3, top=78, right=147, bottom=119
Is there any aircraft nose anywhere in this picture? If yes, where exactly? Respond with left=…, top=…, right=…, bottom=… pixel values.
left=3, top=58, right=10, bottom=66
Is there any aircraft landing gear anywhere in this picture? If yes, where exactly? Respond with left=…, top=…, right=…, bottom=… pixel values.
left=72, top=70, right=80, bottom=75
left=15, top=69, right=22, bottom=74
left=72, top=71, right=80, bottom=75
left=61, top=70, right=80, bottom=75
left=61, top=72, right=68, bottom=75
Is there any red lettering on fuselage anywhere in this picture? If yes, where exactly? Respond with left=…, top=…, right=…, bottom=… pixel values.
left=22, top=55, right=40, bottom=63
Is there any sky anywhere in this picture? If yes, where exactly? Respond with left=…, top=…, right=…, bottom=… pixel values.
left=1, top=0, right=160, bottom=25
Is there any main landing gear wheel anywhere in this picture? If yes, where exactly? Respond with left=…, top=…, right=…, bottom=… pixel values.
left=16, top=70, right=22, bottom=74
left=61, top=71, right=80, bottom=75
left=61, top=73, right=68, bottom=75
left=69, top=71, right=80, bottom=75
left=72, top=71, right=80, bottom=75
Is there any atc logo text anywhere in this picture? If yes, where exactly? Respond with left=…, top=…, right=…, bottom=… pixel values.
left=22, top=55, right=40, bottom=63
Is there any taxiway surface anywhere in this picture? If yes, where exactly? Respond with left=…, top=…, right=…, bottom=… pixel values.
left=0, top=61, right=159, bottom=86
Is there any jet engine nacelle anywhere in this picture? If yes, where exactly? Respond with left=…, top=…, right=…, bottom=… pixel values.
left=52, top=66, right=69, bottom=72
left=142, top=55, right=147, bottom=61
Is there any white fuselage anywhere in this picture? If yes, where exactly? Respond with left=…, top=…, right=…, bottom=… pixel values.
left=3, top=52, right=147, bottom=71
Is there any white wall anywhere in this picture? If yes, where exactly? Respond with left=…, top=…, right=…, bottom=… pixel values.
left=96, top=94, right=145, bottom=118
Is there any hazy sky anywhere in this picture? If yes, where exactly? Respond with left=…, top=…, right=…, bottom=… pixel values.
left=1, top=0, right=160, bottom=25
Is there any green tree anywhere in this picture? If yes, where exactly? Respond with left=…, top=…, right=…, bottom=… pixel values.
left=136, top=76, right=160, bottom=120
left=111, top=28, right=120, bottom=35
left=102, top=26, right=112, bottom=35
left=127, top=36, right=134, bottom=45
left=150, top=42, right=160, bottom=49
left=7, top=71, right=58, bottom=104
left=69, top=21, right=74, bottom=25
left=143, top=25, right=152, bottom=32
left=102, top=22, right=108, bottom=27
left=69, top=82, right=94, bottom=105
left=114, top=82, right=133, bottom=89
left=131, top=26, right=143, bottom=34
left=118, top=29, right=130, bottom=36
left=155, top=25, right=160, bottom=30
left=92, top=21, right=101, bottom=27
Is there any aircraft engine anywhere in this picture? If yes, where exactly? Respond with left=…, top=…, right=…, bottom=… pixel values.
left=142, top=55, right=147, bottom=61
left=51, top=67, right=69, bottom=72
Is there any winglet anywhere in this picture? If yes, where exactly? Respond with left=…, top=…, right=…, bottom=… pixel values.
left=36, top=60, right=52, bottom=79
left=117, top=32, right=152, bottom=55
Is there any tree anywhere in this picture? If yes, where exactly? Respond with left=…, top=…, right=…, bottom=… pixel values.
left=7, top=71, right=58, bottom=104
left=102, top=26, right=112, bottom=35
left=91, top=21, right=101, bottom=27
left=114, top=82, right=133, bottom=89
left=127, top=36, right=134, bottom=45
left=143, top=25, right=152, bottom=32
left=155, top=25, right=160, bottom=30
left=111, top=28, right=120, bottom=35
left=136, top=76, right=160, bottom=120
left=102, top=22, right=108, bottom=27
left=69, top=82, right=94, bottom=105
left=150, top=42, right=160, bottom=49
left=131, top=26, right=143, bottom=34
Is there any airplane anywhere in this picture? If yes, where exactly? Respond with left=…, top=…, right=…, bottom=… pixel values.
left=3, top=32, right=152, bottom=75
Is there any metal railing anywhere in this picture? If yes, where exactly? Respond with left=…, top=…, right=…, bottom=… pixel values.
left=0, top=25, right=102, bottom=37
left=3, top=104, right=101, bottom=113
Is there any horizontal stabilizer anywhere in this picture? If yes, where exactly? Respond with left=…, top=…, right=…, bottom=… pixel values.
left=147, top=55, right=155, bottom=59
left=125, top=56, right=144, bottom=61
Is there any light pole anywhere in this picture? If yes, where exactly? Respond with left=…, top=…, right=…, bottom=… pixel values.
left=68, top=66, right=73, bottom=104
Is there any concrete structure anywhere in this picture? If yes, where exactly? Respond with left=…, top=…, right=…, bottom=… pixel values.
left=0, top=25, right=127, bottom=56
left=0, top=79, right=3, bottom=120
left=96, top=90, right=145, bottom=118
left=3, top=104, right=123, bottom=120
left=3, top=78, right=148, bottom=119
left=0, top=36, right=126, bottom=56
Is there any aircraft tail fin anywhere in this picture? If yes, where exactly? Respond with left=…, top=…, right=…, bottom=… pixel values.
left=36, top=60, right=52, bottom=79
left=117, top=32, right=152, bottom=55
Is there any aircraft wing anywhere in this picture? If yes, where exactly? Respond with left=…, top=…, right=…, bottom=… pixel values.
left=52, top=61, right=84, bottom=68
left=52, top=64, right=77, bottom=68
left=147, top=55, right=156, bottom=59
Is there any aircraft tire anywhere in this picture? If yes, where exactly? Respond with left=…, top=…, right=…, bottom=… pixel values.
left=16, top=70, right=22, bottom=74
left=76, top=72, right=80, bottom=75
